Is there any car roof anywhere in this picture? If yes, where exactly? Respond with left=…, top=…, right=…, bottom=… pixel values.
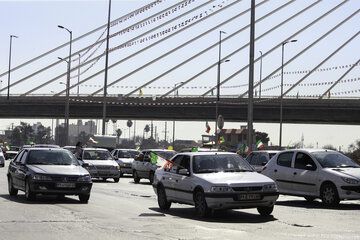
left=24, top=147, right=68, bottom=151
left=83, top=147, right=109, bottom=151
left=250, top=150, right=280, bottom=153
left=141, top=149, right=176, bottom=152
left=284, top=149, right=336, bottom=153
left=113, top=148, right=139, bottom=151
left=177, top=151, right=236, bottom=156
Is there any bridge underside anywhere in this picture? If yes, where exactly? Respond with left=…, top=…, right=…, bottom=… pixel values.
left=0, top=96, right=359, bottom=125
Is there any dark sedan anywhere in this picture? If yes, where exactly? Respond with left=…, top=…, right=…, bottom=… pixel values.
left=7, top=148, right=92, bottom=203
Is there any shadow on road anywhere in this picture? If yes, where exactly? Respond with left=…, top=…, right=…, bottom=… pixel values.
left=276, top=199, right=360, bottom=210
left=148, top=207, right=277, bottom=223
left=0, top=194, right=81, bottom=205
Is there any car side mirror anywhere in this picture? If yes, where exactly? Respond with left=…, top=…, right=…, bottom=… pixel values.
left=305, top=164, right=315, bottom=171
left=178, top=168, right=190, bottom=176
left=261, top=161, right=267, bottom=166
left=82, top=162, right=89, bottom=168
left=113, top=155, right=118, bottom=160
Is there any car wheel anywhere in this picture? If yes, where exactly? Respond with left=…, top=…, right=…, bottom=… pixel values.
left=25, top=179, right=36, bottom=201
left=79, top=194, right=90, bottom=203
left=194, top=190, right=210, bottom=217
left=257, top=206, right=274, bottom=216
left=149, top=171, right=154, bottom=184
left=113, top=178, right=120, bottom=183
left=8, top=176, right=18, bottom=196
left=321, top=183, right=340, bottom=206
left=133, top=170, right=140, bottom=183
left=101, top=178, right=107, bottom=182
left=157, top=185, right=171, bottom=210
left=304, top=197, right=316, bottom=202
left=120, top=172, right=124, bottom=177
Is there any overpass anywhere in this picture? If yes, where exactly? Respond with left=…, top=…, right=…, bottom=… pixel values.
left=1, top=96, right=359, bottom=124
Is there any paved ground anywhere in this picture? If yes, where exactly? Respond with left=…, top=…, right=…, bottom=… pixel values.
left=0, top=164, right=360, bottom=240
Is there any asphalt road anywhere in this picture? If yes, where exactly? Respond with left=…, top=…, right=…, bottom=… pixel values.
left=0, top=164, right=360, bottom=240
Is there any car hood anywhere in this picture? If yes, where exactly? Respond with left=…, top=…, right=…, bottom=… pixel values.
left=28, top=165, right=88, bottom=175
left=117, top=158, right=133, bottom=164
left=325, top=168, right=360, bottom=179
left=195, top=172, right=275, bottom=185
left=82, top=160, right=118, bottom=166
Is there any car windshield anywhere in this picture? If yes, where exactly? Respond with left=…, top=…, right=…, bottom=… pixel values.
left=269, top=153, right=278, bottom=159
left=193, top=154, right=254, bottom=173
left=26, top=150, right=79, bottom=165
left=118, top=150, right=138, bottom=158
left=152, top=151, right=176, bottom=160
left=312, top=151, right=360, bottom=168
left=83, top=150, right=113, bottom=160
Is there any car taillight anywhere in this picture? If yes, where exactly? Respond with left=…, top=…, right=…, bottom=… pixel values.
left=261, top=166, right=267, bottom=172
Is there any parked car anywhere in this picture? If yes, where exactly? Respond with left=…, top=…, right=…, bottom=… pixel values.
left=261, top=149, right=360, bottom=206
left=132, top=149, right=176, bottom=184
left=0, top=150, right=5, bottom=167
left=7, top=148, right=92, bottom=203
left=246, top=150, right=280, bottom=172
left=81, top=148, right=120, bottom=182
left=153, top=152, right=279, bottom=217
left=111, top=148, right=139, bottom=176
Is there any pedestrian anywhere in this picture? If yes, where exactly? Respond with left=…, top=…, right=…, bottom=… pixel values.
left=75, top=141, right=83, bottom=160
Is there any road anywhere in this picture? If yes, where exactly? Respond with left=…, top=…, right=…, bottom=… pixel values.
left=0, top=164, right=360, bottom=240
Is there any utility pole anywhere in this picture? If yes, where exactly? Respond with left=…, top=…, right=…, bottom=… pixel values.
left=247, top=0, right=255, bottom=149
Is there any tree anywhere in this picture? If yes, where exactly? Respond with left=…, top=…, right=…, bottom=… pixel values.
left=10, top=128, right=21, bottom=146
left=18, top=122, right=34, bottom=145
left=255, top=131, right=270, bottom=145
left=34, top=124, right=52, bottom=144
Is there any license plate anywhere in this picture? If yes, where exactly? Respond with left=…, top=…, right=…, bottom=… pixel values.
left=56, top=183, right=76, bottom=188
left=99, top=171, right=108, bottom=175
left=236, top=194, right=261, bottom=201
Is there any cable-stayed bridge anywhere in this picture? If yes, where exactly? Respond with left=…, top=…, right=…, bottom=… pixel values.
left=1, top=0, right=359, bottom=123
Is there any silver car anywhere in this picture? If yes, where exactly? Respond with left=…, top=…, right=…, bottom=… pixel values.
left=262, top=149, right=360, bottom=206
left=0, top=150, right=5, bottom=167
left=81, top=148, right=120, bottom=182
left=153, top=152, right=279, bottom=217
left=111, top=149, right=139, bottom=176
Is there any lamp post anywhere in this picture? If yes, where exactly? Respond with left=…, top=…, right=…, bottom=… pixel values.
left=279, top=39, right=297, bottom=149
left=7, top=35, right=19, bottom=100
left=57, top=25, right=72, bottom=146
left=215, top=31, right=229, bottom=147
left=172, top=82, right=184, bottom=148
left=259, top=51, right=263, bottom=98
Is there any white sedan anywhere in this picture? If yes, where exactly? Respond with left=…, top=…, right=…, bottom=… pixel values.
left=262, top=149, right=360, bottom=206
left=153, top=152, right=279, bottom=217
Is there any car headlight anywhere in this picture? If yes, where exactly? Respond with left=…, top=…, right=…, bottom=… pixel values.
left=263, top=183, right=278, bottom=191
left=78, top=175, right=91, bottom=182
left=115, top=165, right=120, bottom=170
left=210, top=186, right=233, bottom=192
left=32, top=175, right=52, bottom=181
left=341, top=177, right=359, bottom=184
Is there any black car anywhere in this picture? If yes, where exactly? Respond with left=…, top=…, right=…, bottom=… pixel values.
left=7, top=148, right=92, bottom=203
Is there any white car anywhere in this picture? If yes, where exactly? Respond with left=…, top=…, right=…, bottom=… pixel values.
left=81, top=148, right=120, bottom=182
left=111, top=149, right=139, bottom=176
left=246, top=150, right=280, bottom=172
left=0, top=150, right=5, bottom=167
left=262, top=149, right=360, bottom=206
left=153, top=152, right=279, bottom=217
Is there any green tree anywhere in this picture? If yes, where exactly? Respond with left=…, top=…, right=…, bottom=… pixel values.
left=34, top=124, right=52, bottom=144
left=255, top=131, right=270, bottom=145
left=10, top=127, right=21, bottom=146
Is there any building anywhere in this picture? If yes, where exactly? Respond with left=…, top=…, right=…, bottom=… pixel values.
left=216, top=126, right=256, bottom=150
left=68, top=120, right=97, bottom=137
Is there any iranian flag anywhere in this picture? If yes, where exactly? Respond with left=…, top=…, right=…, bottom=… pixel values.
left=5, top=145, right=10, bottom=151
left=205, top=121, right=211, bottom=133
left=136, top=145, right=141, bottom=151
left=256, top=140, right=264, bottom=149
left=42, top=134, right=47, bottom=140
left=150, top=152, right=173, bottom=169
left=241, top=144, right=251, bottom=153
left=218, top=136, right=225, bottom=144
left=89, top=137, right=98, bottom=144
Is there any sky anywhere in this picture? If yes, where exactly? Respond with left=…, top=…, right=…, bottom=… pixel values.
left=0, top=0, right=359, bottom=151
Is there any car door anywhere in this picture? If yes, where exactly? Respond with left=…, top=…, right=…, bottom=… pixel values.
left=13, top=150, right=29, bottom=191
left=162, top=155, right=184, bottom=199
left=171, top=155, right=194, bottom=204
left=8, top=150, right=24, bottom=188
left=271, top=151, right=295, bottom=193
left=291, top=152, right=319, bottom=194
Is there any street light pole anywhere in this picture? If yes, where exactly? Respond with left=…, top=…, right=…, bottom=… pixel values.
left=58, top=25, right=72, bottom=146
left=172, top=82, right=183, bottom=149
left=215, top=31, right=226, bottom=147
left=7, top=35, right=19, bottom=100
left=259, top=51, right=263, bottom=99
left=77, top=53, right=80, bottom=96
left=279, top=39, right=297, bottom=149
left=102, top=0, right=112, bottom=136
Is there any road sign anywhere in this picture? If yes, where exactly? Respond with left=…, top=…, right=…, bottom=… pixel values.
left=217, top=115, right=224, bottom=129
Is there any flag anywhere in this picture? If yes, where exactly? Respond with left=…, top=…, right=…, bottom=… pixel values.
left=205, top=121, right=211, bottom=133
left=5, top=145, right=10, bottom=151
left=192, top=147, right=198, bottom=152
left=42, top=134, right=47, bottom=140
left=89, top=137, right=98, bottom=144
left=136, top=145, right=141, bottom=151
left=245, top=146, right=251, bottom=153
left=139, top=89, right=143, bottom=96
left=241, top=144, right=250, bottom=153
left=150, top=152, right=173, bottom=169
left=256, top=140, right=264, bottom=149
left=218, top=136, right=225, bottom=144
left=328, top=91, right=331, bottom=99
left=28, top=141, right=34, bottom=145
left=286, top=146, right=290, bottom=150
